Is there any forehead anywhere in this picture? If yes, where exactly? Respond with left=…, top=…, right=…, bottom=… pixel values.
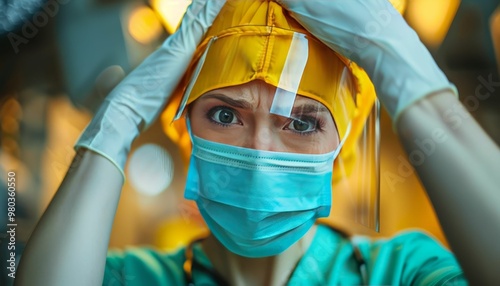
left=198, top=80, right=331, bottom=113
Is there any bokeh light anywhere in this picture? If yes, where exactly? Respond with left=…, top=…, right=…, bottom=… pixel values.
left=127, top=143, right=174, bottom=196
left=406, top=0, right=461, bottom=47
left=151, top=0, right=191, bottom=34
left=128, top=6, right=163, bottom=45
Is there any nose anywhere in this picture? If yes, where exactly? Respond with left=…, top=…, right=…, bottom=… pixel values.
left=246, top=125, right=280, bottom=152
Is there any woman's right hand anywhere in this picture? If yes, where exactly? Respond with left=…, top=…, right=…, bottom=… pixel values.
left=75, top=0, right=226, bottom=178
left=15, top=2, right=226, bottom=285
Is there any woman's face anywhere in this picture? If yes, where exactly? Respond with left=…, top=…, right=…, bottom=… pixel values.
left=189, top=80, right=340, bottom=154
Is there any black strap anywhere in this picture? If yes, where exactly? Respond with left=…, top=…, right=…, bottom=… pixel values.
left=184, top=237, right=229, bottom=286
left=318, top=222, right=368, bottom=283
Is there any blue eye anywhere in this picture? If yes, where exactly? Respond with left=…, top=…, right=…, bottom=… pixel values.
left=286, top=117, right=320, bottom=135
left=288, top=119, right=315, bottom=132
left=209, top=107, right=239, bottom=125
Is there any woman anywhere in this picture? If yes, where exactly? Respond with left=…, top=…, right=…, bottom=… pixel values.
left=16, top=0, right=500, bottom=285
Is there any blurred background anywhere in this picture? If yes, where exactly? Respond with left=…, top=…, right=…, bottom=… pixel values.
left=0, top=0, right=499, bottom=284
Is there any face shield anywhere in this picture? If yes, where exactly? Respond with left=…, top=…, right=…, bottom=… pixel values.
left=162, top=0, right=381, bottom=232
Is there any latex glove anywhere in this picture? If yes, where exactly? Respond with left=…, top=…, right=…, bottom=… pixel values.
left=75, top=0, right=226, bottom=178
left=276, top=0, right=457, bottom=124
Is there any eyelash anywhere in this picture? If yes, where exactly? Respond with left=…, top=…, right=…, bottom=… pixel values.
left=285, top=116, right=326, bottom=136
left=205, top=105, right=326, bottom=135
left=206, top=106, right=240, bottom=127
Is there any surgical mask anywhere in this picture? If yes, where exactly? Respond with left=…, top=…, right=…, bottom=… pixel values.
left=184, top=134, right=341, bottom=258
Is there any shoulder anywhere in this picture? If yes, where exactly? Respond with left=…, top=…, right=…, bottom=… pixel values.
left=353, top=229, right=449, bottom=253
left=104, top=246, right=186, bottom=286
left=353, top=229, right=467, bottom=285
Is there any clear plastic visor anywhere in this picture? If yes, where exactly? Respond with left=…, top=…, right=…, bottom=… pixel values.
left=173, top=32, right=381, bottom=231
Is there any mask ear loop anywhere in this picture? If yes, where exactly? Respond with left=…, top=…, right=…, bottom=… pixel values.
left=332, top=123, right=352, bottom=160
left=269, top=32, right=309, bottom=118
left=185, top=115, right=194, bottom=142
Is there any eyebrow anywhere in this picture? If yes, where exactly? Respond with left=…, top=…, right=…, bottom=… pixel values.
left=202, top=94, right=253, bottom=109
left=292, top=104, right=329, bottom=115
left=202, top=93, right=329, bottom=114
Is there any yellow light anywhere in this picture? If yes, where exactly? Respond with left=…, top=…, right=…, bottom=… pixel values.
left=128, top=6, right=163, bottom=45
left=151, top=0, right=191, bottom=34
left=151, top=0, right=407, bottom=35
left=2, top=117, right=19, bottom=134
left=2, top=137, right=19, bottom=154
left=154, top=216, right=208, bottom=251
left=405, top=0, right=461, bottom=47
left=389, top=0, right=408, bottom=15
left=0, top=98, right=22, bottom=119
left=491, top=7, right=500, bottom=70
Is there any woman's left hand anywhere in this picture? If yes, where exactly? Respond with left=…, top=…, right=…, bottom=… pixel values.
left=276, top=0, right=456, bottom=125
left=278, top=1, right=500, bottom=285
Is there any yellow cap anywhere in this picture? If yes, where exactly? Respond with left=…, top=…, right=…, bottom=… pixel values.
left=161, top=0, right=403, bottom=177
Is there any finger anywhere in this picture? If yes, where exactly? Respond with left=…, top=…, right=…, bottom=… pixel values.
left=106, top=0, right=226, bottom=128
left=173, top=0, right=227, bottom=48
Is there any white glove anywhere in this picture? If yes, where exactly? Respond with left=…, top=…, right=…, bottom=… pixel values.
left=277, top=0, right=457, bottom=123
left=75, top=0, right=226, bottom=178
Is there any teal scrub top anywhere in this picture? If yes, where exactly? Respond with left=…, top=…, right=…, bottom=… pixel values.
left=104, top=225, right=467, bottom=285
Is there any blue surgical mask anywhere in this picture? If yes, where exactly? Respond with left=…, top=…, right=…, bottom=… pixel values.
left=184, top=134, right=341, bottom=258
